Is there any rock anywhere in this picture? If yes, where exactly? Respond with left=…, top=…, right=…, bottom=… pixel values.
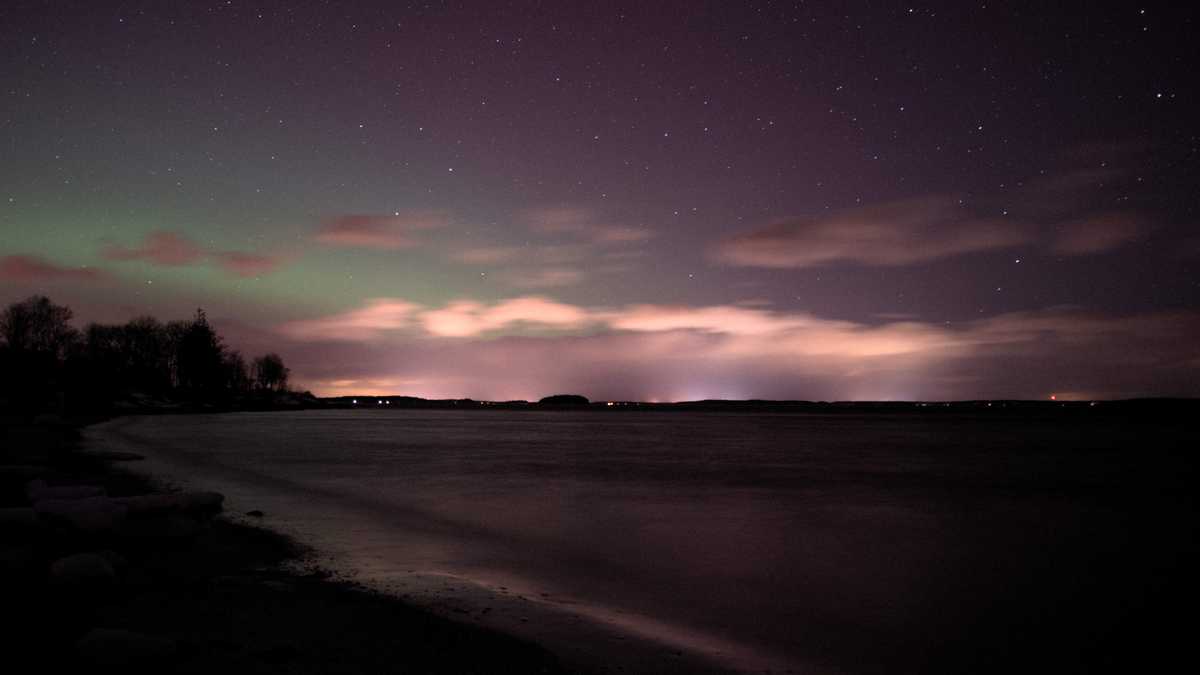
left=75, top=628, right=177, bottom=667
left=179, top=491, right=224, bottom=514
left=50, top=552, right=117, bottom=588
left=26, top=479, right=106, bottom=503
left=245, top=509, right=265, bottom=517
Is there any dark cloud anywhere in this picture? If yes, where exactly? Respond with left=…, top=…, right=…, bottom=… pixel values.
left=717, top=157, right=1156, bottom=269
left=715, top=196, right=1030, bottom=268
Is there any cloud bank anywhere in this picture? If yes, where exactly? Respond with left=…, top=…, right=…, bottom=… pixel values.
left=715, top=196, right=1028, bottom=268
left=716, top=163, right=1151, bottom=269
left=277, top=296, right=1200, bottom=401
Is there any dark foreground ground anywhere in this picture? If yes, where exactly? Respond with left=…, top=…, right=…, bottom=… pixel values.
left=1, top=418, right=565, bottom=674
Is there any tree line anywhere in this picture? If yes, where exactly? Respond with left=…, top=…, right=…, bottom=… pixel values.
left=0, top=295, right=292, bottom=414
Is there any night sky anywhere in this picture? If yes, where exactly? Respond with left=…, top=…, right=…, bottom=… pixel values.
left=3, top=1, right=1198, bottom=400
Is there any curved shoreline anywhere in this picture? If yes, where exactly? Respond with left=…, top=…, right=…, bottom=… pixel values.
left=86, top=414, right=798, bottom=674
left=2, top=416, right=567, bottom=673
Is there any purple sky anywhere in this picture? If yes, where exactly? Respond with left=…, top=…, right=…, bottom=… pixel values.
left=2, top=1, right=1198, bottom=400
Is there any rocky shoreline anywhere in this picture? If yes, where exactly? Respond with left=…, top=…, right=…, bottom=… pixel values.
left=1, top=418, right=566, bottom=673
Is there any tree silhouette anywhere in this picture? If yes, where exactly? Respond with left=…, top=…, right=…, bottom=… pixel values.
left=175, top=309, right=226, bottom=398
left=0, top=295, right=79, bottom=360
left=1, top=296, right=299, bottom=414
left=252, top=353, right=290, bottom=392
left=0, top=296, right=79, bottom=411
left=124, top=316, right=173, bottom=393
left=223, top=350, right=251, bottom=394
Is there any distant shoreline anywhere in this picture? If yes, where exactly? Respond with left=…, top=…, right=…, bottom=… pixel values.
left=78, top=394, right=1200, bottom=422
left=316, top=395, right=1200, bottom=416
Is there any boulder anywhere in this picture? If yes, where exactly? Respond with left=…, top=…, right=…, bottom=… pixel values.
left=49, top=552, right=117, bottom=588
left=75, top=628, right=177, bottom=667
left=178, top=491, right=225, bottom=514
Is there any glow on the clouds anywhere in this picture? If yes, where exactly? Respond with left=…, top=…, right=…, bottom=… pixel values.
left=276, top=296, right=1200, bottom=401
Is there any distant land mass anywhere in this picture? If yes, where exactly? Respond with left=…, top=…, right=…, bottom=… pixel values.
left=318, top=395, right=1200, bottom=418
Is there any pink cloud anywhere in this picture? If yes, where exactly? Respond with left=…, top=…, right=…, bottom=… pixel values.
left=100, top=231, right=285, bottom=278
left=605, top=304, right=957, bottom=361
left=715, top=196, right=1031, bottom=268
left=526, top=207, right=653, bottom=244
left=103, top=231, right=204, bottom=265
left=608, top=304, right=811, bottom=336
left=451, top=246, right=522, bottom=264
left=503, top=267, right=584, bottom=289
left=1052, top=213, right=1144, bottom=255
left=0, top=255, right=106, bottom=282
left=283, top=296, right=594, bottom=342
left=314, top=212, right=448, bottom=249
left=279, top=299, right=1200, bottom=401
left=420, top=296, right=591, bottom=337
left=212, top=252, right=285, bottom=277
left=279, top=299, right=421, bottom=341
